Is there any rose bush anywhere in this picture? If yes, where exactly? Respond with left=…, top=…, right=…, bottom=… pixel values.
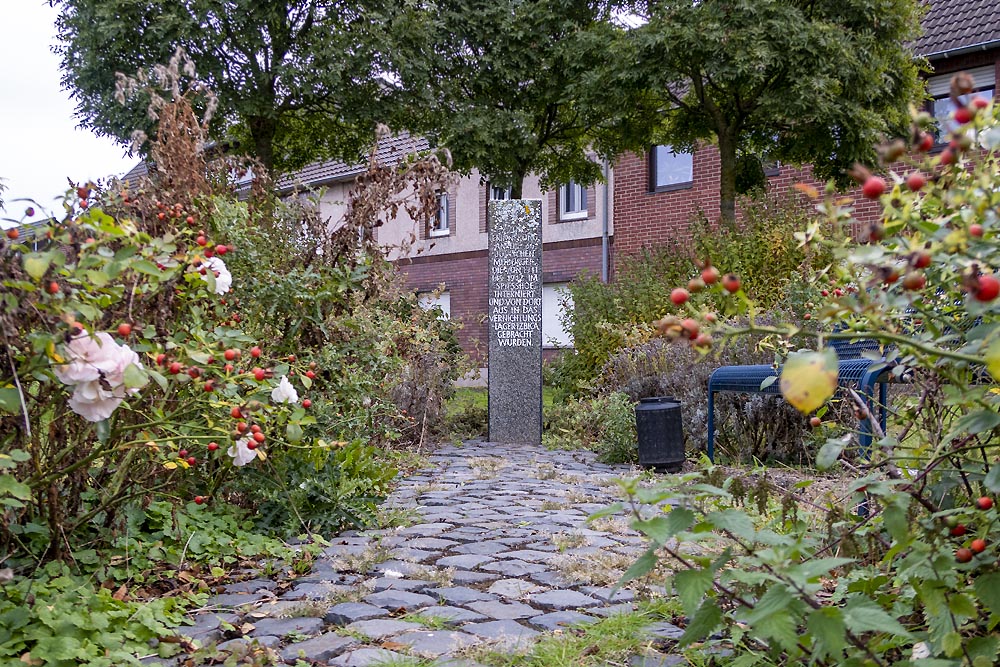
left=616, top=80, right=1000, bottom=666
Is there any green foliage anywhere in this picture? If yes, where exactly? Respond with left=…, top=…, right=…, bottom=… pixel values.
left=543, top=392, right=637, bottom=464
left=53, top=0, right=384, bottom=174
left=625, top=0, right=924, bottom=220
left=381, top=0, right=643, bottom=194
left=437, top=388, right=489, bottom=441
left=0, top=562, right=191, bottom=667
left=554, top=196, right=824, bottom=393
left=247, top=441, right=398, bottom=538
left=692, top=197, right=833, bottom=309
left=617, top=98, right=1000, bottom=665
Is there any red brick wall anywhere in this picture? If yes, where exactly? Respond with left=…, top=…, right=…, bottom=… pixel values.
left=397, top=238, right=605, bottom=360
left=612, top=146, right=891, bottom=262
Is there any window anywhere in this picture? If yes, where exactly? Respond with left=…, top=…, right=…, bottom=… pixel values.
left=417, top=290, right=450, bottom=319
left=542, top=283, right=573, bottom=348
left=430, top=193, right=449, bottom=237
left=649, top=145, right=693, bottom=192
left=928, top=66, right=995, bottom=141
left=558, top=180, right=588, bottom=220
left=490, top=184, right=512, bottom=201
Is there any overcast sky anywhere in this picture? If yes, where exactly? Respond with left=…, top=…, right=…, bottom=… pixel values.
left=1, top=1, right=136, bottom=222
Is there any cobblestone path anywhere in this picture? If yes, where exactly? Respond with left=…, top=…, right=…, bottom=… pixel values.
left=154, top=442, right=688, bottom=666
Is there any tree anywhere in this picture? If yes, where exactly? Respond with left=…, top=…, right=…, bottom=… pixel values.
left=380, top=0, right=648, bottom=197
left=627, top=0, right=924, bottom=222
left=53, top=0, right=385, bottom=175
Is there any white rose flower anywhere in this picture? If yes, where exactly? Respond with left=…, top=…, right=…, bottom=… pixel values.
left=68, top=381, right=125, bottom=422
left=227, top=436, right=256, bottom=467
left=53, top=330, right=143, bottom=421
left=202, top=256, right=232, bottom=295
left=270, top=376, right=298, bottom=404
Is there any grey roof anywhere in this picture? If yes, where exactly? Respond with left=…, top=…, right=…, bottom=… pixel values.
left=276, top=133, right=431, bottom=192
left=121, top=161, right=150, bottom=189
left=913, top=0, right=1000, bottom=58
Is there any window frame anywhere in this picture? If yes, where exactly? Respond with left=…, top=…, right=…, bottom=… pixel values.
left=490, top=184, right=512, bottom=201
left=648, top=145, right=694, bottom=193
left=558, top=180, right=588, bottom=221
left=429, top=192, right=450, bottom=237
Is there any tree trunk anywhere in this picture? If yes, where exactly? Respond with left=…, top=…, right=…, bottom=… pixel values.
left=511, top=166, right=528, bottom=199
left=248, top=115, right=278, bottom=176
left=717, top=129, right=738, bottom=225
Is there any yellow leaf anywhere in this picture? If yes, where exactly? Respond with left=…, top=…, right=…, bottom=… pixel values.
left=256, top=449, right=267, bottom=461
left=780, top=349, right=838, bottom=414
left=984, top=338, right=1000, bottom=381
left=163, top=461, right=178, bottom=470
left=45, top=340, right=64, bottom=364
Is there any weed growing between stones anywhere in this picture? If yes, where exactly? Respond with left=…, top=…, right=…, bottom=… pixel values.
left=470, top=456, right=508, bottom=478
left=551, top=532, right=588, bottom=551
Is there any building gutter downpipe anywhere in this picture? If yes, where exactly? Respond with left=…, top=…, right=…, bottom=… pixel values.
left=601, top=158, right=610, bottom=283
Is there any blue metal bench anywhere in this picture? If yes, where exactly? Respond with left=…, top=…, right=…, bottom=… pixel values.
left=706, top=338, right=890, bottom=461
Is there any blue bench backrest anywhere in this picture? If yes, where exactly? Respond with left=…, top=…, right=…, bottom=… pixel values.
left=828, top=337, right=881, bottom=360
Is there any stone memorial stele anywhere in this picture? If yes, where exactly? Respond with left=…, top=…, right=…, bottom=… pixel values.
left=488, top=199, right=542, bottom=445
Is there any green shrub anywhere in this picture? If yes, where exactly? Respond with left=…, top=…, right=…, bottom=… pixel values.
left=616, top=94, right=1000, bottom=666
left=543, top=392, right=638, bottom=464
left=555, top=196, right=830, bottom=393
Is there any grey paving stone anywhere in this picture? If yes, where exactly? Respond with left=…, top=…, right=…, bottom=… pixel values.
left=346, top=618, right=424, bottom=639
left=279, top=632, right=358, bottom=663
left=394, top=630, right=481, bottom=657
left=436, top=554, right=495, bottom=569
left=451, top=541, right=510, bottom=555
left=398, top=522, right=455, bottom=536
left=467, top=600, right=539, bottom=620
left=329, top=647, right=409, bottom=666
left=414, top=605, right=488, bottom=624
left=487, top=578, right=544, bottom=599
left=450, top=570, right=500, bottom=585
left=364, top=589, right=437, bottom=611
left=427, top=586, right=498, bottom=605
left=529, top=570, right=578, bottom=587
left=644, top=621, right=685, bottom=641
left=281, top=582, right=353, bottom=600
left=589, top=603, right=638, bottom=617
left=325, top=602, right=388, bottom=625
left=390, top=547, right=436, bottom=562
left=480, top=560, right=549, bottom=577
left=462, top=620, right=540, bottom=650
left=369, top=577, right=432, bottom=592
left=223, top=578, right=278, bottom=594
left=528, top=610, right=599, bottom=631
left=580, top=586, right=635, bottom=603
left=496, top=549, right=558, bottom=562
left=530, top=589, right=601, bottom=610
left=248, top=616, right=324, bottom=638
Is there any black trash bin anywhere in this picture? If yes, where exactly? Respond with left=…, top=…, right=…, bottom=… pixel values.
left=635, top=396, right=685, bottom=472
